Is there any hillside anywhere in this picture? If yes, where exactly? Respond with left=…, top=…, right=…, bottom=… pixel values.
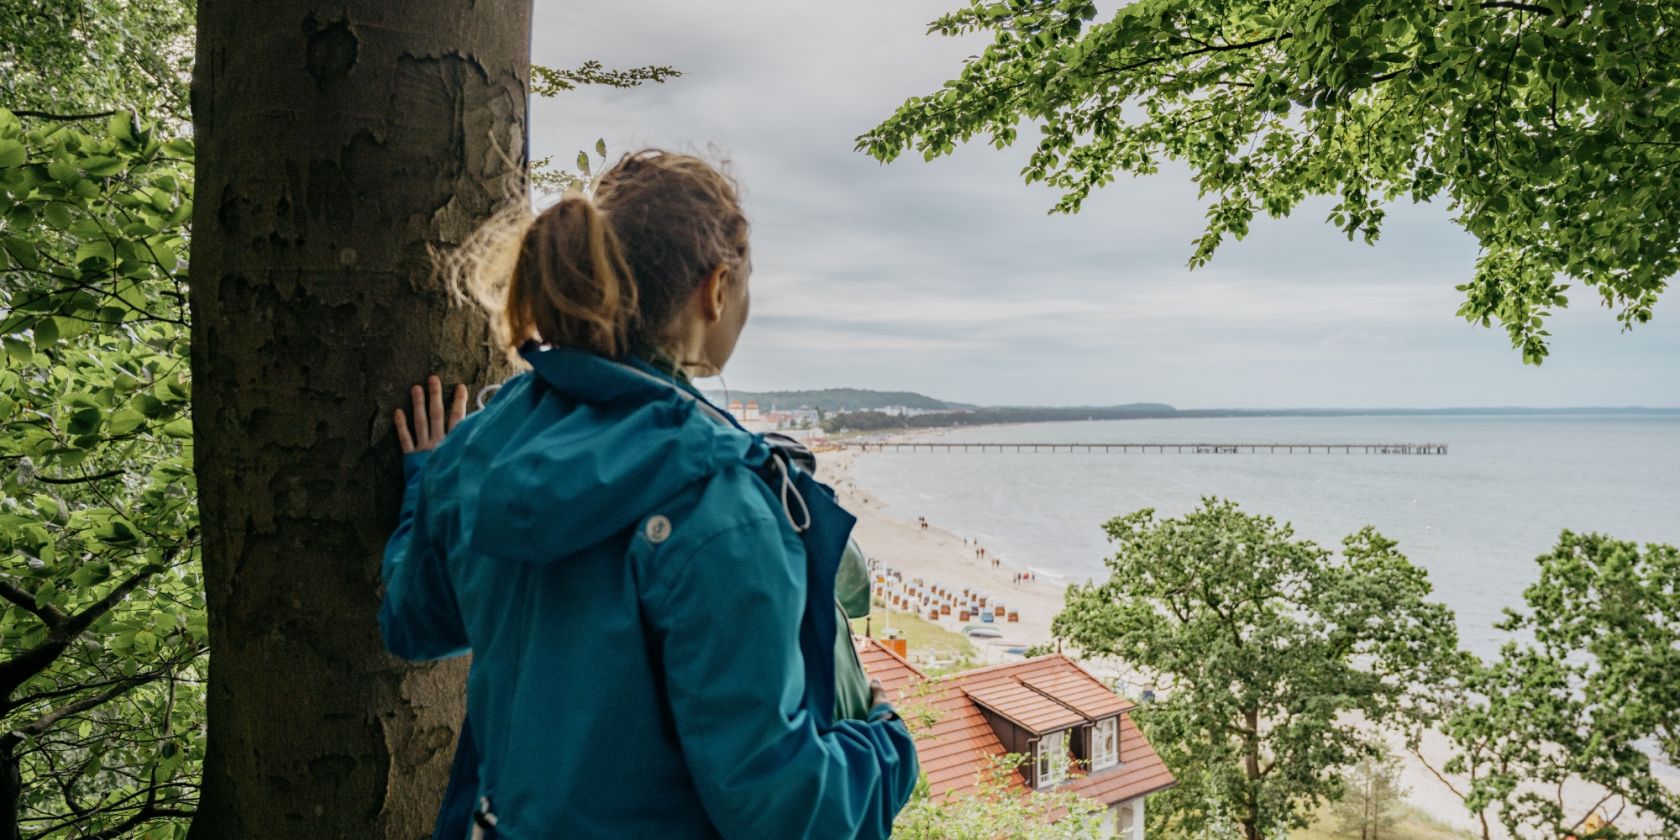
left=701, top=388, right=965, bottom=413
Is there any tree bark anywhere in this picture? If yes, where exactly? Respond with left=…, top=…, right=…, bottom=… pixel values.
left=1244, top=706, right=1261, bottom=840
left=188, top=2, right=529, bottom=836
left=1, top=736, right=19, bottom=840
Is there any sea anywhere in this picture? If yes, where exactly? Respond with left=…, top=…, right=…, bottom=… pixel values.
left=849, top=413, right=1680, bottom=660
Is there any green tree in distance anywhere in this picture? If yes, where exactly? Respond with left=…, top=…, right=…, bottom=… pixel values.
left=1331, top=752, right=1406, bottom=840
left=1051, top=499, right=1461, bottom=840
left=859, top=0, right=1680, bottom=363
left=1420, top=532, right=1680, bottom=839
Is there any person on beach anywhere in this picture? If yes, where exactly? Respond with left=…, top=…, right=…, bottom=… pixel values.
left=381, top=151, right=917, bottom=839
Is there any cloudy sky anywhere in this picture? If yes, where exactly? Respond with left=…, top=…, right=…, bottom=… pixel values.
left=529, top=2, right=1679, bottom=409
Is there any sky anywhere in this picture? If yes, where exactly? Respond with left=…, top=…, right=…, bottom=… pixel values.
left=529, top=2, right=1680, bottom=409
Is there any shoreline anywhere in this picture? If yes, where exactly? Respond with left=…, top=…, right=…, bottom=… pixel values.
left=818, top=447, right=1068, bottom=667
left=824, top=443, right=1676, bottom=837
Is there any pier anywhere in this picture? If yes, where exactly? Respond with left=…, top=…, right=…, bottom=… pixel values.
left=839, top=442, right=1449, bottom=455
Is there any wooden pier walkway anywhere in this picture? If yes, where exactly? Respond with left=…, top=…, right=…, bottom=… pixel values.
left=839, top=442, right=1449, bottom=455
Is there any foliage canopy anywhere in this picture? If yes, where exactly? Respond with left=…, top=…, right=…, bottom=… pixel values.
left=861, top=0, right=1680, bottom=363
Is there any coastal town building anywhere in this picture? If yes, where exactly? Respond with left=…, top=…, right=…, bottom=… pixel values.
left=857, top=638, right=1175, bottom=838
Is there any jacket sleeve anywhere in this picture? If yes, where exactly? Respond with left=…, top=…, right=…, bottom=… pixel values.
left=380, top=450, right=469, bottom=661
left=640, top=512, right=919, bottom=840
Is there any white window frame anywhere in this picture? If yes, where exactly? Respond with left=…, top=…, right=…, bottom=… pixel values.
left=1036, top=729, right=1070, bottom=786
left=1091, top=716, right=1119, bottom=770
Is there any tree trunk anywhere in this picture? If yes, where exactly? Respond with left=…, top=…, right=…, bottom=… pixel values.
left=188, top=2, right=529, bottom=836
left=2, top=736, right=19, bottom=840
left=1243, top=707, right=1261, bottom=840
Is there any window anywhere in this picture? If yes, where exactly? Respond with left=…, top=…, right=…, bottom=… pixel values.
left=1092, top=716, right=1119, bottom=770
left=1036, top=729, right=1069, bottom=786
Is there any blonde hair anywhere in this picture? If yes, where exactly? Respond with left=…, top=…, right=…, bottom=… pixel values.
left=453, top=150, right=749, bottom=361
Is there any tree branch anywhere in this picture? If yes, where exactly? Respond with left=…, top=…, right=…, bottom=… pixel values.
left=1480, top=1, right=1554, bottom=12
left=0, top=579, right=66, bottom=628
left=1101, top=33, right=1294, bottom=78
left=8, top=650, right=203, bottom=713
left=33, top=470, right=125, bottom=486
left=9, top=109, right=117, bottom=122
left=0, top=562, right=164, bottom=699
left=9, top=671, right=166, bottom=742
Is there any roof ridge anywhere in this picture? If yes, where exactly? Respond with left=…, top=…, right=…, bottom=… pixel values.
left=958, top=679, right=1048, bottom=734
left=927, top=653, right=1070, bottom=685
left=1015, top=676, right=1095, bottom=722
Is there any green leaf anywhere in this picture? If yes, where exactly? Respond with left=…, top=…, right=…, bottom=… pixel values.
left=106, top=112, right=139, bottom=145
left=159, top=417, right=193, bottom=439
left=42, top=202, right=74, bottom=229
left=107, top=407, right=147, bottom=436
left=595, top=138, right=607, bottom=157
left=47, top=159, right=79, bottom=183
left=3, top=336, right=32, bottom=363
left=75, top=239, right=115, bottom=264
left=33, top=316, right=60, bottom=347
left=71, top=561, right=113, bottom=588
left=4, top=235, right=40, bottom=270
left=67, top=406, right=103, bottom=435
left=0, top=138, right=24, bottom=169
left=82, top=155, right=124, bottom=177
left=133, top=393, right=168, bottom=419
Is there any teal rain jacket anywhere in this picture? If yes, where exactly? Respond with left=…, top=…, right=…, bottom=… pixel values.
left=381, top=346, right=919, bottom=839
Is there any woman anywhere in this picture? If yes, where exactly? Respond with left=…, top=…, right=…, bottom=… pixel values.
left=381, top=151, right=918, bottom=839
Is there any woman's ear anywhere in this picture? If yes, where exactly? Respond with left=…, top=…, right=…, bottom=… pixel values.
left=699, top=263, right=731, bottom=323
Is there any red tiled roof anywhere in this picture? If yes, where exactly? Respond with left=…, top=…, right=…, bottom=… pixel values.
left=853, top=636, right=924, bottom=694
left=964, top=681, right=1085, bottom=733
left=1020, top=671, right=1129, bottom=719
left=854, top=639, right=1176, bottom=808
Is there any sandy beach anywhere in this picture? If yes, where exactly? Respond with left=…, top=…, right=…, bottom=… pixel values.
left=820, top=447, right=1069, bottom=666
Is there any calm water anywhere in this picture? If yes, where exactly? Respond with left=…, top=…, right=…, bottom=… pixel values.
left=850, top=414, right=1680, bottom=658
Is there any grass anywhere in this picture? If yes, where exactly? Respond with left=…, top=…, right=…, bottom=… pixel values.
left=1290, top=803, right=1477, bottom=840
left=850, top=609, right=979, bottom=674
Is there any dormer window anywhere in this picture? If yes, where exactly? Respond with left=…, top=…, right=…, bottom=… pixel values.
left=1091, top=716, right=1119, bottom=770
left=1037, top=729, right=1070, bottom=786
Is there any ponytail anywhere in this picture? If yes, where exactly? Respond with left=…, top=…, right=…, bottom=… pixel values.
left=505, top=196, right=639, bottom=358
left=455, top=150, right=747, bottom=364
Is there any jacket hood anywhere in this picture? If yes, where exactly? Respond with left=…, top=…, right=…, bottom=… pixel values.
left=463, top=347, right=765, bottom=563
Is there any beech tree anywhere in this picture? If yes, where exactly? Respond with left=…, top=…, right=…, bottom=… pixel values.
left=187, top=2, right=530, bottom=835
left=860, top=0, right=1680, bottom=363
left=1051, top=499, right=1461, bottom=840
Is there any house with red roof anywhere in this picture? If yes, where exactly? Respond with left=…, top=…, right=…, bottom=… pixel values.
left=857, top=638, right=1175, bottom=838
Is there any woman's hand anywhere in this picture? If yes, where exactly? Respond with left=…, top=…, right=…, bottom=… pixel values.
left=869, top=679, right=890, bottom=709
left=395, top=374, right=469, bottom=454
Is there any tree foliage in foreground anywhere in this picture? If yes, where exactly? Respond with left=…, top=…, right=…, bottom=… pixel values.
left=892, top=754, right=1109, bottom=839
left=1423, top=532, right=1680, bottom=839
left=1052, top=499, right=1461, bottom=840
left=860, top=0, right=1680, bottom=363
left=0, top=108, right=201, bottom=839
left=3, top=3, right=201, bottom=835
left=0, top=0, right=193, bottom=125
